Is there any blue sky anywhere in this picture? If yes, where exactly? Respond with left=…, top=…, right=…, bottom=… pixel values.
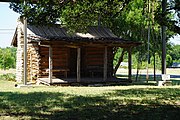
left=0, top=2, right=19, bottom=48
left=0, top=2, right=180, bottom=48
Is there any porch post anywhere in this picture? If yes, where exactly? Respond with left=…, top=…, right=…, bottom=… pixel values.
left=49, top=45, right=52, bottom=84
left=77, top=47, right=81, bottom=82
left=23, top=16, right=27, bottom=85
left=103, top=46, right=108, bottom=81
left=128, top=47, right=132, bottom=82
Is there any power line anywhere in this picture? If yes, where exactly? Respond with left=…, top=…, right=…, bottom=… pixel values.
left=0, top=32, right=14, bottom=34
left=0, top=33, right=13, bottom=35
left=0, top=29, right=15, bottom=31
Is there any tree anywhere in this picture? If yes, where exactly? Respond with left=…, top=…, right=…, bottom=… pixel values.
left=9, top=0, right=135, bottom=75
left=113, top=48, right=127, bottom=75
left=0, top=47, right=16, bottom=70
left=168, top=44, right=180, bottom=62
left=9, top=0, right=132, bottom=32
left=9, top=0, right=178, bottom=74
left=155, top=0, right=180, bottom=34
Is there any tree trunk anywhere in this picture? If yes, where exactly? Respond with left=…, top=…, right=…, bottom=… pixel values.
left=113, top=49, right=126, bottom=76
left=135, top=52, right=141, bottom=82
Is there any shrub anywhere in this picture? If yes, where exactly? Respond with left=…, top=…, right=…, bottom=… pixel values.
left=0, top=73, right=16, bottom=82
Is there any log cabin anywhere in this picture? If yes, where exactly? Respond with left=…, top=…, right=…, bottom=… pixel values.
left=11, top=20, right=141, bottom=85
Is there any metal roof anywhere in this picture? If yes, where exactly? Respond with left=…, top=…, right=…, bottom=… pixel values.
left=27, top=25, right=70, bottom=39
left=26, top=25, right=119, bottom=40
left=12, top=24, right=141, bottom=47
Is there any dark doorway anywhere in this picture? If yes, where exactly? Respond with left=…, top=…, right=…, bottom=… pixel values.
left=69, top=48, right=77, bottom=77
left=69, top=47, right=86, bottom=77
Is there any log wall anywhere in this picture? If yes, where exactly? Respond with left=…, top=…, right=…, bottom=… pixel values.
left=39, top=44, right=69, bottom=77
left=27, top=43, right=40, bottom=81
left=84, top=46, right=113, bottom=77
left=16, top=21, right=40, bottom=82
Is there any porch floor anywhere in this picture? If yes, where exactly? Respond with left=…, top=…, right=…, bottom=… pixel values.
left=37, top=77, right=130, bottom=86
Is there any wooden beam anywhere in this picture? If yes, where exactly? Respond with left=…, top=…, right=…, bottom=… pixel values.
left=23, top=16, right=27, bottom=85
left=38, top=43, right=50, bottom=48
left=103, top=46, right=108, bottom=81
left=128, top=47, right=132, bottom=82
left=77, top=47, right=81, bottom=82
left=49, top=45, right=52, bottom=84
left=64, top=45, right=79, bottom=48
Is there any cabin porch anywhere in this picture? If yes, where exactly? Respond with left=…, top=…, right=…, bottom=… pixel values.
left=37, top=77, right=130, bottom=86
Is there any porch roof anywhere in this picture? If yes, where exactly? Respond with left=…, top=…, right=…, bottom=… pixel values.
left=12, top=24, right=141, bottom=47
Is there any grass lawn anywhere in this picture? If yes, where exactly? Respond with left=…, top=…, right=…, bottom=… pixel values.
left=0, top=80, right=180, bottom=120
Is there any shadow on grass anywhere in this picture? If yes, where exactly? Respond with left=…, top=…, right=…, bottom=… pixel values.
left=0, top=88, right=180, bottom=120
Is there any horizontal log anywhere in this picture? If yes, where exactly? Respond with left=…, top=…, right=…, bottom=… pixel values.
left=85, top=55, right=103, bottom=59
left=40, top=46, right=68, bottom=50
left=85, top=47, right=104, bottom=51
left=85, top=55, right=104, bottom=58
left=40, top=59, right=67, bottom=62
left=86, top=61, right=104, bottom=65
left=40, top=62, right=68, bottom=66
left=40, top=51, right=68, bottom=55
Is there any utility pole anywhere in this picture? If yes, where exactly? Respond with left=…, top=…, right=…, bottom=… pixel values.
left=146, top=0, right=151, bottom=82
left=161, top=0, right=167, bottom=74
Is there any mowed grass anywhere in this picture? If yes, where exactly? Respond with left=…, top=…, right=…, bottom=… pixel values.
left=0, top=80, right=180, bottom=120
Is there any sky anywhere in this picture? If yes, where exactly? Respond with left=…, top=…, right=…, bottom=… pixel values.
left=0, top=2, right=180, bottom=48
left=0, top=2, right=19, bottom=48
